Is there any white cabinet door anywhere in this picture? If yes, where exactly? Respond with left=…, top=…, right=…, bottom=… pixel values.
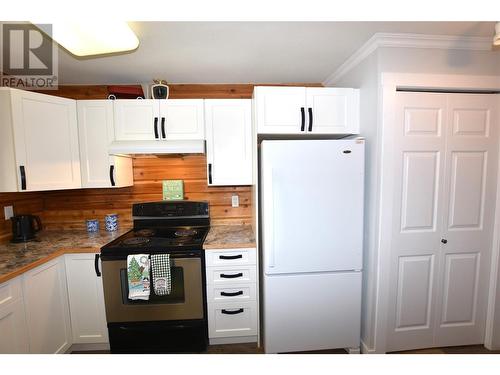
left=0, top=277, right=29, bottom=354
left=113, top=99, right=160, bottom=141
left=77, top=100, right=133, bottom=188
left=0, top=299, right=29, bottom=353
left=306, top=88, right=360, bottom=134
left=160, top=99, right=205, bottom=140
left=10, top=89, right=81, bottom=191
left=23, top=258, right=72, bottom=354
left=254, top=86, right=307, bottom=134
left=65, top=254, right=108, bottom=344
left=205, top=99, right=252, bottom=186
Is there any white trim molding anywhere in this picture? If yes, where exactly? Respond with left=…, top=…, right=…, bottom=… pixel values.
left=323, top=33, right=494, bottom=86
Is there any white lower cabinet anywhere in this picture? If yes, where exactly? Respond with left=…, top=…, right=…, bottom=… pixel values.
left=65, top=254, right=108, bottom=344
left=0, top=277, right=29, bottom=353
left=22, top=258, right=72, bottom=354
left=205, top=248, right=258, bottom=344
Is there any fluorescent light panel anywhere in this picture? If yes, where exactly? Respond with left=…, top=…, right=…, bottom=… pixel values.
left=35, top=21, right=139, bottom=56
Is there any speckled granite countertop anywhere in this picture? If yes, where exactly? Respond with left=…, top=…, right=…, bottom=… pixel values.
left=203, top=225, right=256, bottom=250
left=1, top=224, right=256, bottom=284
left=0, top=228, right=129, bottom=284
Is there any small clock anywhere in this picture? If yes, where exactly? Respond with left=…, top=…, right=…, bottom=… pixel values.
left=151, top=79, right=169, bottom=99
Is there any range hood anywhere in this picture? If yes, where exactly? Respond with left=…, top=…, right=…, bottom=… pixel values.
left=108, top=140, right=205, bottom=155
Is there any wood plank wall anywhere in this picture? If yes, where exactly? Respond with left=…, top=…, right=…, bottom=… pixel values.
left=0, top=83, right=320, bottom=241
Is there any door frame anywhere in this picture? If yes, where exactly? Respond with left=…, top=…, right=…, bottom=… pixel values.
left=372, top=73, right=500, bottom=353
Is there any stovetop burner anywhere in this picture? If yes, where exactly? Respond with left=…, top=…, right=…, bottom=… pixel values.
left=135, top=229, right=156, bottom=237
left=121, top=237, right=151, bottom=246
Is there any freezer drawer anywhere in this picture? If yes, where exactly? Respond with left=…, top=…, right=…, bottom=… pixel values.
left=263, top=271, right=361, bottom=353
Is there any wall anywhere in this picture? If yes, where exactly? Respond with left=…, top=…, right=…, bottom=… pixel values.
left=333, top=49, right=380, bottom=352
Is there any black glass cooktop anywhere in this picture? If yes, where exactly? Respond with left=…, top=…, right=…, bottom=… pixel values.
left=101, top=226, right=210, bottom=256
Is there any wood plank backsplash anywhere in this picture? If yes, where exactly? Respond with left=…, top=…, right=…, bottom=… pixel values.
left=41, top=155, right=252, bottom=231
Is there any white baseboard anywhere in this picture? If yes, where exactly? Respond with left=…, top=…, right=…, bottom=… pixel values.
left=360, top=339, right=378, bottom=354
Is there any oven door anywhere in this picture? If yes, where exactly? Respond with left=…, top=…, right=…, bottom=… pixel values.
left=102, top=255, right=204, bottom=323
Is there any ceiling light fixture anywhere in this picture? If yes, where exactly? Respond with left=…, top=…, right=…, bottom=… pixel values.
left=494, top=22, right=500, bottom=46
left=34, top=21, right=139, bottom=57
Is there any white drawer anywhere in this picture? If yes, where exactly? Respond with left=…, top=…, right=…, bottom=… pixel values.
left=206, top=266, right=257, bottom=285
left=207, top=283, right=257, bottom=304
left=205, top=248, right=256, bottom=267
left=208, top=301, right=258, bottom=338
left=0, top=277, right=22, bottom=309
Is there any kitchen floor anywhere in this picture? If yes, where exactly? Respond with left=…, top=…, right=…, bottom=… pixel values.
left=71, top=344, right=500, bottom=354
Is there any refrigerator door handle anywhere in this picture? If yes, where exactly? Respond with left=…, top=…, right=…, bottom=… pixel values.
left=263, top=166, right=275, bottom=269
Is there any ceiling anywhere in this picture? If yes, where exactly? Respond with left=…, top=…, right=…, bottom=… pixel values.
left=54, top=22, right=497, bottom=85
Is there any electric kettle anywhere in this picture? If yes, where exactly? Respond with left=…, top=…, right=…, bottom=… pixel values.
left=10, top=215, right=42, bottom=243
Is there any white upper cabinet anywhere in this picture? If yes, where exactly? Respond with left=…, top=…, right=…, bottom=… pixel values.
left=306, top=88, right=360, bottom=134
left=205, top=99, right=252, bottom=186
left=254, top=86, right=307, bottom=133
left=160, top=99, right=205, bottom=140
left=0, top=88, right=81, bottom=192
left=77, top=100, right=133, bottom=188
left=254, top=86, right=360, bottom=135
left=114, top=99, right=204, bottom=141
left=113, top=99, right=159, bottom=141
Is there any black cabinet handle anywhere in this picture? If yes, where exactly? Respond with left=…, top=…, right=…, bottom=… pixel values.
left=220, top=272, right=243, bottom=279
left=308, top=107, right=313, bottom=132
left=19, top=165, right=26, bottom=190
left=109, top=165, right=115, bottom=186
left=154, top=117, right=159, bottom=139
left=441, top=239, right=448, bottom=244
left=208, top=163, right=213, bottom=184
left=94, top=254, right=101, bottom=277
left=221, top=308, right=244, bottom=315
left=161, top=117, right=166, bottom=139
left=221, top=291, right=244, bottom=297
left=219, top=254, right=243, bottom=260
left=300, top=107, right=305, bottom=131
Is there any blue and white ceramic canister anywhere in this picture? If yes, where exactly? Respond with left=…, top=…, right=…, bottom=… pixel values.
left=86, top=219, right=99, bottom=233
left=105, top=214, right=119, bottom=232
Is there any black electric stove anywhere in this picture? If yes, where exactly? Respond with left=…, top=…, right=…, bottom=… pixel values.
left=99, top=201, right=210, bottom=353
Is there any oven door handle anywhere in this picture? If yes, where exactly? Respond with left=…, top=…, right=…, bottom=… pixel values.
left=95, top=254, right=101, bottom=277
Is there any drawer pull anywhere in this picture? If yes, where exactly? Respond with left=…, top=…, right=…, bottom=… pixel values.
left=219, top=254, right=243, bottom=260
left=220, top=272, right=243, bottom=279
left=221, top=290, right=244, bottom=297
left=221, top=308, right=244, bottom=315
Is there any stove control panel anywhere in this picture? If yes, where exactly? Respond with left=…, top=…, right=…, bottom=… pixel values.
left=132, top=201, right=209, bottom=218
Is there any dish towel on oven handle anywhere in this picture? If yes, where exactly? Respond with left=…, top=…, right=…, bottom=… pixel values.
left=127, top=254, right=150, bottom=300
left=151, top=253, right=171, bottom=296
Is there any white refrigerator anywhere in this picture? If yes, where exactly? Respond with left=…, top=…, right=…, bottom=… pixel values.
left=260, top=139, right=364, bottom=353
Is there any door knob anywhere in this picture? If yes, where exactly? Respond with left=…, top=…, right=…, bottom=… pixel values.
left=441, top=239, right=448, bottom=244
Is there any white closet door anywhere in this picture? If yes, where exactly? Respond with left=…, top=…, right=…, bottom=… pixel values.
left=386, top=92, right=447, bottom=352
left=386, top=92, right=499, bottom=353
left=434, top=94, right=498, bottom=347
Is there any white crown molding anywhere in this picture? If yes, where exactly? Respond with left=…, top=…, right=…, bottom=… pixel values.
left=323, top=33, right=494, bottom=86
